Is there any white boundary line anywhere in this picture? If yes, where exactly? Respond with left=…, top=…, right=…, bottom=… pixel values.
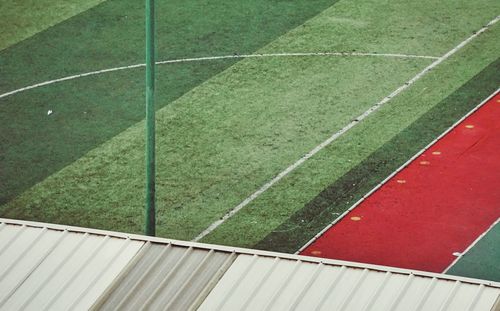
left=193, top=15, right=500, bottom=242
left=443, top=217, right=500, bottom=273
left=297, top=89, right=499, bottom=254
left=0, top=52, right=438, bottom=100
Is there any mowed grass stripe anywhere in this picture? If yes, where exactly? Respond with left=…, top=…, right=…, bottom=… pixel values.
left=0, top=0, right=107, bottom=51
left=204, top=24, right=500, bottom=248
left=0, top=0, right=340, bottom=204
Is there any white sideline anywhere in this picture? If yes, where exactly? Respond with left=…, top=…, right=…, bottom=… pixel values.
left=443, top=217, right=500, bottom=273
left=0, top=52, right=438, bottom=100
left=193, top=15, right=500, bottom=242
left=297, top=89, right=499, bottom=253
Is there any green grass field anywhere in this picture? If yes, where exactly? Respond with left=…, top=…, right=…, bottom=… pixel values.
left=0, top=0, right=340, bottom=205
left=1, top=0, right=499, bottom=280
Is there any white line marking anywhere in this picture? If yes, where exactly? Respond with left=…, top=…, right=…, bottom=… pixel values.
left=443, top=217, right=500, bottom=274
left=193, top=15, right=500, bottom=242
left=296, top=89, right=499, bottom=253
left=0, top=52, right=437, bottom=100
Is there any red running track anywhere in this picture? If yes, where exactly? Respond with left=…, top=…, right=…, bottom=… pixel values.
left=301, top=92, right=500, bottom=272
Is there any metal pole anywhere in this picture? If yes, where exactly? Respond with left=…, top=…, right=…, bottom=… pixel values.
left=145, top=0, right=156, bottom=236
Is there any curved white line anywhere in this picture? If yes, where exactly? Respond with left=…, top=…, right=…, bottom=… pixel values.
left=193, top=15, right=500, bottom=242
left=0, top=51, right=437, bottom=100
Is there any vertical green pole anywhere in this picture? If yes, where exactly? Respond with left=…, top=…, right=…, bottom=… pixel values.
left=145, top=0, right=156, bottom=236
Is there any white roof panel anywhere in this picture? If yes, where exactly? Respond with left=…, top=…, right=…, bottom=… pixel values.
left=198, top=254, right=500, bottom=311
left=0, top=222, right=144, bottom=310
left=0, top=218, right=498, bottom=311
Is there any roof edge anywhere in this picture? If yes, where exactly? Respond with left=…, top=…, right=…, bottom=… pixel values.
left=2, top=217, right=499, bottom=289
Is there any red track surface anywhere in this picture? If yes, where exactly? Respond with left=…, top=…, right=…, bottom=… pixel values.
left=301, top=92, right=500, bottom=272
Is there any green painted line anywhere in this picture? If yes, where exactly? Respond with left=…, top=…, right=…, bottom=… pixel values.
left=447, top=221, right=500, bottom=282
left=254, top=57, right=500, bottom=253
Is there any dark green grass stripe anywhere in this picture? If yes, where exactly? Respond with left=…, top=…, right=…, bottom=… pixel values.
left=254, top=57, right=500, bottom=254
left=0, top=0, right=106, bottom=51
left=447, top=221, right=500, bottom=282
left=0, top=0, right=339, bottom=204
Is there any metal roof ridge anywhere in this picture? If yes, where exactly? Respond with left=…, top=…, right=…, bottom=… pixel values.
left=2, top=217, right=499, bottom=289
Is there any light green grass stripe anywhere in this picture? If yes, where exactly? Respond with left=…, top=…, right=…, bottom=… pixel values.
left=0, top=0, right=107, bottom=51
left=203, top=22, right=500, bottom=247
left=259, top=0, right=500, bottom=56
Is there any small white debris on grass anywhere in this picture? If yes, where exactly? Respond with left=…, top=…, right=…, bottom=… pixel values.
left=47, top=110, right=53, bottom=116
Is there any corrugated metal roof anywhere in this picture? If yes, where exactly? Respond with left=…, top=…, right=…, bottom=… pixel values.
left=198, top=255, right=500, bottom=311
left=0, top=218, right=499, bottom=311
left=0, top=221, right=144, bottom=311
left=93, top=242, right=236, bottom=310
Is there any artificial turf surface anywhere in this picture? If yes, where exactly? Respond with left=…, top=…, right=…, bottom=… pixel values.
left=0, top=0, right=340, bottom=204
left=1, top=0, right=499, bottom=281
left=1, top=55, right=430, bottom=237
left=255, top=57, right=500, bottom=253
left=200, top=10, right=500, bottom=247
